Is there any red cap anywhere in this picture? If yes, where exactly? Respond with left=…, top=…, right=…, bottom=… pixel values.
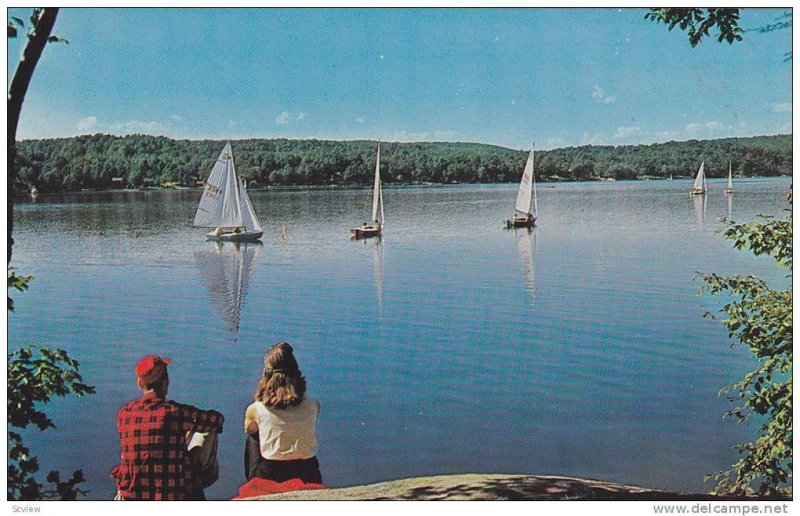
left=135, top=355, right=172, bottom=384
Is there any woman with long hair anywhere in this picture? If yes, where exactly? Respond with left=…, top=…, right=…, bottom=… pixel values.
left=243, top=342, right=322, bottom=483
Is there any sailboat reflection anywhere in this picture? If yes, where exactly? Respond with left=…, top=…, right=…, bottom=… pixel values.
left=727, top=192, right=733, bottom=221
left=692, top=193, right=707, bottom=227
left=194, top=241, right=262, bottom=333
left=515, top=227, right=536, bottom=303
left=372, top=236, right=384, bottom=316
left=356, top=236, right=384, bottom=316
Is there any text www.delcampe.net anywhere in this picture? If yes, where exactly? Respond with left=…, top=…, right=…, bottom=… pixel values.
left=653, top=503, right=791, bottom=515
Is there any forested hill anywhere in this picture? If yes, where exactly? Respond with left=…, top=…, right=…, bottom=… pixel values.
left=14, top=133, right=791, bottom=193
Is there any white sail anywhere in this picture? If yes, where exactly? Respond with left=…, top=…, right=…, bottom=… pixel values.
left=371, top=143, right=383, bottom=224
left=515, top=150, right=534, bottom=215
left=194, top=143, right=243, bottom=228
left=692, top=161, right=707, bottom=193
left=238, top=177, right=262, bottom=232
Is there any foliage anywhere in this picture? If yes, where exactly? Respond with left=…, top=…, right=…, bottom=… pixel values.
left=7, top=345, right=96, bottom=500
left=12, top=133, right=792, bottom=193
left=702, top=194, right=792, bottom=498
left=7, top=268, right=33, bottom=312
left=645, top=8, right=743, bottom=47
left=754, top=10, right=793, bottom=63
left=7, top=8, right=68, bottom=43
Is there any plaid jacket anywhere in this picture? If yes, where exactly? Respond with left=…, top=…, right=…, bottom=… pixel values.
left=110, top=392, right=225, bottom=500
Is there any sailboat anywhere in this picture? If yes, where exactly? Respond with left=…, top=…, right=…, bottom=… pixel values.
left=506, top=147, right=537, bottom=229
left=689, top=161, right=707, bottom=195
left=194, top=142, right=263, bottom=242
left=724, top=162, right=734, bottom=195
left=351, top=143, right=384, bottom=239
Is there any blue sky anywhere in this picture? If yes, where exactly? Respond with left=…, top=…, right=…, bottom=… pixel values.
left=7, top=7, right=793, bottom=150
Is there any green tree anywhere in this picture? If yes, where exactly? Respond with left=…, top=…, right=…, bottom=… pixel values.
left=702, top=197, right=792, bottom=497
left=7, top=344, right=96, bottom=500
left=648, top=9, right=792, bottom=497
left=8, top=10, right=95, bottom=501
left=8, top=7, right=62, bottom=265
left=7, top=273, right=96, bottom=500
left=645, top=8, right=743, bottom=47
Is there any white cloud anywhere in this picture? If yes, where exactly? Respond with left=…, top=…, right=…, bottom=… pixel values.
left=681, top=119, right=769, bottom=139
left=390, top=130, right=458, bottom=142
left=592, top=86, right=616, bottom=104
left=170, top=114, right=184, bottom=122
left=686, top=120, right=732, bottom=137
left=581, top=132, right=606, bottom=145
left=107, top=120, right=170, bottom=135
left=613, top=126, right=642, bottom=139
left=578, top=127, right=680, bottom=146
left=772, top=103, right=792, bottom=113
left=685, top=122, right=703, bottom=134
left=276, top=110, right=307, bottom=125
left=392, top=130, right=430, bottom=142
left=77, top=116, right=99, bottom=131
left=228, top=119, right=236, bottom=128
left=356, top=116, right=365, bottom=124
left=540, top=138, right=566, bottom=150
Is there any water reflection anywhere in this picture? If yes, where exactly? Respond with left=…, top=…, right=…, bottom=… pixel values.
left=727, top=193, right=733, bottom=221
left=354, top=236, right=384, bottom=316
left=514, top=228, right=536, bottom=304
left=194, top=241, right=262, bottom=333
left=692, top=194, right=707, bottom=227
left=372, top=237, right=384, bottom=316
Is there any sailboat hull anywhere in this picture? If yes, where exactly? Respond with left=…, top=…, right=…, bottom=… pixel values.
left=351, top=225, right=382, bottom=239
left=506, top=216, right=536, bottom=229
left=207, top=230, right=263, bottom=242
left=689, top=190, right=706, bottom=195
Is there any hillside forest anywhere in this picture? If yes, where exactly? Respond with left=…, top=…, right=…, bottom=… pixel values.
left=14, top=133, right=791, bottom=193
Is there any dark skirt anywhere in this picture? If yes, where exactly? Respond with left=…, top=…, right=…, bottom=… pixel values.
left=245, top=434, right=322, bottom=484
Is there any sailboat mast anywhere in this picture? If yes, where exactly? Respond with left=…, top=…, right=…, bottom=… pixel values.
left=229, top=143, right=244, bottom=229
left=371, top=142, right=381, bottom=223
left=728, top=162, right=733, bottom=187
left=532, top=143, right=538, bottom=216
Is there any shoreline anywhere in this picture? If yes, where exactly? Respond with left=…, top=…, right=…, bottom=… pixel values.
left=14, top=174, right=789, bottom=197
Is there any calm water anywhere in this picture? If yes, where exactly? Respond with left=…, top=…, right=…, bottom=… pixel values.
left=9, top=177, right=791, bottom=500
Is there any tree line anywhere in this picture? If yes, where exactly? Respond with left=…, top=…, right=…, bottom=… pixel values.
left=14, top=133, right=791, bottom=193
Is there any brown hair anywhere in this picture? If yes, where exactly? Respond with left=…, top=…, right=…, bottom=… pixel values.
left=254, top=342, right=307, bottom=408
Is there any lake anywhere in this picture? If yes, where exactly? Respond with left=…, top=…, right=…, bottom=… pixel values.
left=8, top=177, right=791, bottom=500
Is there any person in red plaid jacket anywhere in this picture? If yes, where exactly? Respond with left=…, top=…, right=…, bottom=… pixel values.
left=110, top=355, right=225, bottom=500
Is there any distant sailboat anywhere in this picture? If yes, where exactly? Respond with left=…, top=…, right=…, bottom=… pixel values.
left=506, top=147, right=537, bottom=229
left=351, top=143, right=384, bottom=239
left=690, top=161, right=707, bottom=195
left=724, top=162, right=734, bottom=195
left=194, top=142, right=263, bottom=242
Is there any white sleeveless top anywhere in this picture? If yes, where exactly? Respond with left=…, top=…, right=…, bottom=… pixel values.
left=246, top=398, right=320, bottom=461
